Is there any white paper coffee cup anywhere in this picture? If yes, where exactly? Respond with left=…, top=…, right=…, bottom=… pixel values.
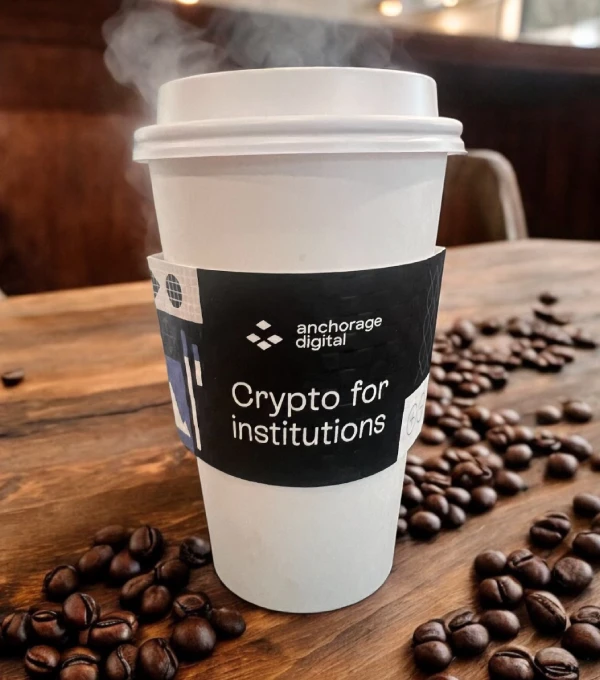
left=136, top=67, right=464, bottom=613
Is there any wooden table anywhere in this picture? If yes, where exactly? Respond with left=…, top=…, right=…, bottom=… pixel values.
left=1, top=239, right=599, bottom=679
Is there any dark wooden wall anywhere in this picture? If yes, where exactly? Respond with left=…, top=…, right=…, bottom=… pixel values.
left=0, top=1, right=599, bottom=295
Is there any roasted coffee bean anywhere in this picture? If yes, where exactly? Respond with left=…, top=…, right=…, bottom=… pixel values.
left=507, top=318, right=533, bottom=338
left=405, top=465, right=426, bottom=485
left=44, top=566, right=79, bottom=601
left=102, top=611, right=139, bottom=636
left=1, top=368, right=25, bottom=388
left=420, top=426, right=447, bottom=445
left=552, top=556, right=593, bottom=594
left=87, top=618, right=134, bottom=652
left=421, top=483, right=446, bottom=496
left=474, top=550, right=507, bottom=578
left=453, top=396, right=476, bottom=408
left=468, top=442, right=493, bottom=457
left=31, top=610, right=68, bottom=646
left=423, top=471, right=452, bottom=489
left=172, top=592, right=212, bottom=620
left=445, top=486, right=471, bottom=508
left=63, top=593, right=100, bottom=630
left=402, top=484, right=423, bottom=509
left=137, top=638, right=178, bottom=680
left=536, top=405, right=562, bottom=425
left=407, top=453, right=424, bottom=466
left=408, top=511, right=441, bottom=540
left=532, top=430, right=562, bottom=455
left=442, top=448, right=473, bottom=467
left=209, top=607, right=246, bottom=639
left=154, top=558, right=190, bottom=590
left=534, top=306, right=572, bottom=326
left=413, top=619, right=446, bottom=645
left=456, top=382, right=481, bottom=398
left=479, top=318, right=502, bottom=335
left=504, top=444, right=533, bottom=470
left=571, top=605, right=600, bottom=627
left=485, top=412, right=506, bottom=429
left=539, top=291, right=559, bottom=305
left=423, top=456, right=451, bottom=474
left=495, top=470, right=526, bottom=496
left=592, top=453, right=600, bottom=471
left=572, top=531, right=600, bottom=561
left=571, top=328, right=598, bottom=349
left=423, top=494, right=450, bottom=518
left=496, top=409, right=519, bottom=425
left=525, top=591, right=568, bottom=634
left=479, top=575, right=523, bottom=609
left=428, top=383, right=453, bottom=401
left=473, top=374, right=493, bottom=391
left=60, top=658, right=99, bottom=680
left=573, top=492, right=600, bottom=517
left=560, top=435, right=593, bottom=461
left=398, top=505, right=407, bottom=519
left=522, top=349, right=540, bottom=369
left=464, top=405, right=491, bottom=430
left=506, top=549, right=551, bottom=589
left=128, top=526, right=163, bottom=564
left=549, top=345, right=576, bottom=362
left=532, top=338, right=549, bottom=351
left=105, top=644, right=138, bottom=680
left=429, top=675, right=459, bottom=680
left=453, top=427, right=480, bottom=447
left=93, top=525, right=130, bottom=550
left=533, top=647, right=579, bottom=680
left=78, top=545, right=115, bottom=581
left=140, top=585, right=172, bottom=621
left=109, top=550, right=142, bottom=584
left=488, top=648, right=535, bottom=680
left=446, top=610, right=489, bottom=657
left=547, top=453, right=579, bottom=479
left=120, top=572, right=156, bottom=609
left=413, top=641, right=453, bottom=673
left=512, top=426, right=534, bottom=444
left=442, top=373, right=464, bottom=390
left=477, top=452, right=504, bottom=472
left=537, top=351, right=566, bottom=372
left=456, top=358, right=475, bottom=371
left=451, top=460, right=493, bottom=489
left=425, top=400, right=445, bottom=425
left=451, top=319, right=477, bottom=346
left=1, top=610, right=31, bottom=649
left=61, top=647, right=101, bottom=665
left=444, top=504, right=466, bottom=529
left=171, top=617, right=217, bottom=660
left=25, top=645, right=61, bottom=676
left=430, top=366, right=446, bottom=382
left=487, top=426, right=515, bottom=452
left=397, top=518, right=408, bottom=537
left=470, top=486, right=497, bottom=513
left=480, top=610, right=520, bottom=640
left=562, top=623, right=600, bottom=661
left=563, top=400, right=593, bottom=423
left=530, top=512, right=571, bottom=548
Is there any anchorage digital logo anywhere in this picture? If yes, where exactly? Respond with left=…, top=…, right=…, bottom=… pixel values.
left=246, top=320, right=283, bottom=351
left=296, top=316, right=383, bottom=351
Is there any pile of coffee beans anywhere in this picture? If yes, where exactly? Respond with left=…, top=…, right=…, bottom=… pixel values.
left=0, top=524, right=246, bottom=679
left=412, top=491, right=600, bottom=677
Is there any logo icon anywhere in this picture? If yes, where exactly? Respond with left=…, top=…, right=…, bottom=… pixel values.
left=246, top=320, right=283, bottom=351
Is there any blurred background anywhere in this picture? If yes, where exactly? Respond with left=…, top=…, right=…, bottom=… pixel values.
left=0, top=0, right=599, bottom=295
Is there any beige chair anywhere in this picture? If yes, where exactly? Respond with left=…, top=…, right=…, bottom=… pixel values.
left=438, top=149, right=528, bottom=247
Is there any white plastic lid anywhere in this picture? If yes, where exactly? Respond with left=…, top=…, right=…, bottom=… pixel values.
left=134, top=67, right=464, bottom=160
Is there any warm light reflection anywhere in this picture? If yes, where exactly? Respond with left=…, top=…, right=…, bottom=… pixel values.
left=442, top=0, right=459, bottom=7
left=177, top=0, right=200, bottom=5
left=378, top=1, right=403, bottom=18
left=441, top=14, right=463, bottom=34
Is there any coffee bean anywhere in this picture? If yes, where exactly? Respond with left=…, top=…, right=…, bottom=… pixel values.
left=402, top=484, right=423, bottom=509
left=1, top=610, right=31, bottom=649
left=530, top=512, right=571, bottom=548
left=102, top=611, right=139, bottom=636
left=93, top=525, right=130, bottom=550
left=512, top=425, right=534, bottom=444
left=442, top=448, right=473, bottom=467
left=547, top=453, right=579, bottom=479
left=405, top=465, right=426, bottom=484
left=423, top=456, right=451, bottom=474
left=560, top=435, right=593, bottom=461
left=451, top=319, right=477, bottom=346
left=537, top=351, right=566, bottom=372
left=445, top=486, right=471, bottom=508
left=397, top=519, right=408, bottom=537
left=62, top=594, right=100, bottom=630
left=464, top=405, right=491, bottom=430
left=428, top=383, right=454, bottom=402
left=549, top=345, right=576, bottom=362
left=172, top=592, right=212, bottom=620
left=485, top=412, right=507, bottom=429
left=209, top=607, right=246, bottom=639
left=456, top=358, right=475, bottom=371
left=430, top=366, right=446, bottom=382
left=25, top=645, right=61, bottom=676
left=536, top=405, right=562, bottom=425
left=474, top=550, right=507, bottom=578
left=480, top=318, right=502, bottom=335
left=1, top=367, right=25, bottom=388
left=453, top=427, right=480, bottom=447
left=479, top=575, right=523, bottom=609
left=171, top=617, right=217, bottom=660
left=425, top=400, right=445, bottom=425
left=423, top=471, right=452, bottom=489
left=532, top=338, right=549, bottom=351
left=487, top=425, right=515, bottom=452
left=573, top=492, right=600, bottom=517
left=592, top=454, right=600, bottom=471
left=495, top=470, right=526, bottom=496
left=60, top=658, right=99, bottom=680
left=489, top=647, right=535, bottom=680
left=572, top=531, right=600, bottom=561
left=154, top=558, right=190, bottom=590
left=44, top=566, right=79, bottom=602
left=564, top=400, right=593, bottom=423
left=421, top=483, right=447, bottom=496
left=451, top=460, right=493, bottom=489
left=398, top=505, right=407, bottom=519
left=507, top=318, right=533, bottom=338
left=446, top=610, right=489, bottom=657
left=140, top=585, right=172, bottom=621
left=525, top=591, right=568, bottom=634
left=120, top=572, right=156, bottom=609
left=534, top=306, right=572, bottom=326
left=128, top=526, right=163, bottom=564
left=532, top=430, right=562, bottom=455
left=413, top=619, right=446, bottom=645
left=429, top=675, right=459, bottom=680
left=420, top=426, right=447, bottom=445
left=442, top=373, right=464, bottom=390
left=444, top=504, right=466, bottom=529
left=571, top=605, right=600, bottom=627
left=109, top=550, right=142, bottom=584
left=468, top=443, right=493, bottom=457
left=453, top=396, right=477, bottom=408
left=477, top=452, right=504, bottom=472
left=533, top=647, right=579, bottom=680
left=408, top=511, right=441, bottom=540
left=407, top=453, right=424, bottom=466
left=179, top=536, right=214, bottom=570
left=506, top=549, right=551, bottom=589
left=87, top=618, right=134, bottom=652
left=539, top=291, right=559, bottom=305
left=30, top=610, right=68, bottom=646
left=105, top=644, right=138, bottom=680
left=496, top=409, right=519, bottom=425
left=423, top=494, right=450, bottom=518
left=504, top=444, right=533, bottom=470
left=137, top=638, right=178, bottom=680
left=61, top=647, right=101, bottom=665
left=470, top=486, right=497, bottom=513
left=562, top=623, right=600, bottom=661
left=571, top=328, right=598, bottom=349
left=78, top=545, right=115, bottom=581
left=480, top=610, right=520, bottom=640
left=413, top=641, right=453, bottom=673
left=552, top=556, right=593, bottom=594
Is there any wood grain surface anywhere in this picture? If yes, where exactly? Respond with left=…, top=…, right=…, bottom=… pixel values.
left=1, top=239, right=599, bottom=679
